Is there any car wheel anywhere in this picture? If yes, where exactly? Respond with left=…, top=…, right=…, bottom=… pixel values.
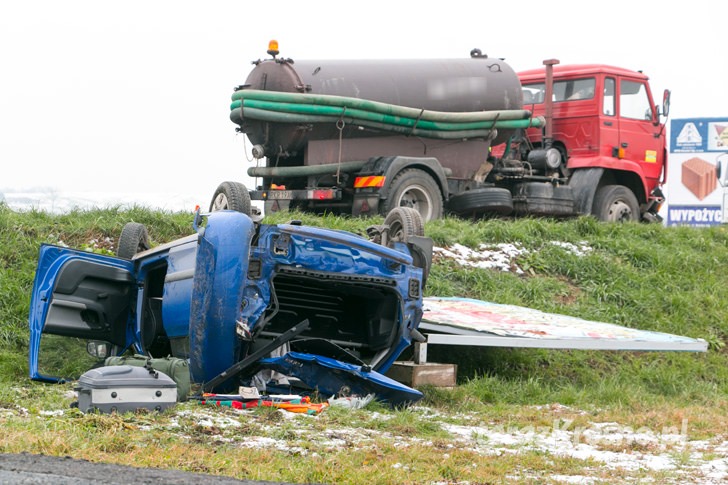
left=117, top=222, right=150, bottom=259
left=384, top=207, right=430, bottom=288
left=209, top=181, right=252, bottom=215
left=447, top=187, right=513, bottom=217
left=592, top=185, right=639, bottom=222
left=381, top=169, right=443, bottom=222
left=384, top=207, right=425, bottom=243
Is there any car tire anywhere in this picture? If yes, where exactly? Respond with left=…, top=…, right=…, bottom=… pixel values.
left=209, top=181, right=252, bottom=215
left=117, top=222, right=150, bottom=259
left=592, top=185, right=639, bottom=222
left=384, top=207, right=425, bottom=243
left=381, top=169, right=443, bottom=222
left=447, top=187, right=514, bottom=217
left=384, top=207, right=429, bottom=286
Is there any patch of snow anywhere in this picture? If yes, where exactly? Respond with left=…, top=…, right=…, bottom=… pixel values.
left=549, top=240, right=593, bottom=256
left=38, top=410, right=65, bottom=417
left=434, top=240, right=593, bottom=274
left=162, top=404, right=727, bottom=482
left=434, top=243, right=528, bottom=274
left=176, top=409, right=242, bottom=429
left=699, top=455, right=728, bottom=482
left=550, top=475, right=598, bottom=484
left=442, top=418, right=726, bottom=479
left=239, top=436, right=287, bottom=450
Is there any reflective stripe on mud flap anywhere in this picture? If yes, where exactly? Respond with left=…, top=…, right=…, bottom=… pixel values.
left=354, top=176, right=385, bottom=188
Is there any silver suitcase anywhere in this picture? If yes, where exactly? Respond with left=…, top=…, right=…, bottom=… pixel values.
left=76, top=365, right=177, bottom=413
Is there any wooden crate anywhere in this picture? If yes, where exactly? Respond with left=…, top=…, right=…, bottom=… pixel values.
left=386, top=361, right=457, bottom=388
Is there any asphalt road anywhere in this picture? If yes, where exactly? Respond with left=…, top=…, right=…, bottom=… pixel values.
left=0, top=453, right=298, bottom=484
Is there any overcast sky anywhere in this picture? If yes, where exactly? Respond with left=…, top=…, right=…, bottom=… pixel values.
left=1, top=1, right=725, bottom=211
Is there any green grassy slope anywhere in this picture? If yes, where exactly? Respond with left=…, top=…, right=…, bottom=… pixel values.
left=1, top=204, right=726, bottom=411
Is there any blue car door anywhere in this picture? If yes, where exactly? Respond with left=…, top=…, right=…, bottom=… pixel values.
left=28, top=244, right=137, bottom=382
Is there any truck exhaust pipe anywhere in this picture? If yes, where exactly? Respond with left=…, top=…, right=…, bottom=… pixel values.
left=542, top=58, right=560, bottom=149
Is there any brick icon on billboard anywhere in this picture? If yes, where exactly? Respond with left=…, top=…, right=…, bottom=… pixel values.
left=681, top=157, right=717, bottom=200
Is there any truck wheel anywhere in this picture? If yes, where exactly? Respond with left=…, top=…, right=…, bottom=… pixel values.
left=209, top=181, right=251, bottom=215
left=384, top=207, right=424, bottom=243
left=447, top=187, right=513, bottom=217
left=382, top=169, right=443, bottom=222
left=117, top=222, right=150, bottom=259
left=592, top=185, right=639, bottom=222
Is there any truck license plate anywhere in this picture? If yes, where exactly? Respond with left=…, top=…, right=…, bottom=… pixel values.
left=265, top=190, right=293, bottom=200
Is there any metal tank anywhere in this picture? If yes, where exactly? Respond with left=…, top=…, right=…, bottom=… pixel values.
left=232, top=52, right=524, bottom=159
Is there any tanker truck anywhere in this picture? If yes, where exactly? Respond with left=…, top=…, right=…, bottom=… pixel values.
left=211, top=41, right=670, bottom=223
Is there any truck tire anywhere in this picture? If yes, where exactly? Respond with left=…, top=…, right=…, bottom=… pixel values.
left=592, top=185, right=639, bottom=222
left=384, top=207, right=425, bottom=243
left=447, top=187, right=513, bottom=217
left=209, top=181, right=252, bottom=215
left=117, top=222, right=150, bottom=259
left=381, top=169, right=443, bottom=222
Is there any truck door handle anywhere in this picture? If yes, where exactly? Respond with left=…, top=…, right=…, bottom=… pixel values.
left=604, top=121, right=613, bottom=126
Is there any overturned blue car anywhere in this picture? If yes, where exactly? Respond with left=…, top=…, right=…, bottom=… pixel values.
left=28, top=206, right=432, bottom=404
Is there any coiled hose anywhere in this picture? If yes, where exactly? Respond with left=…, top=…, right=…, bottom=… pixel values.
left=230, top=89, right=544, bottom=140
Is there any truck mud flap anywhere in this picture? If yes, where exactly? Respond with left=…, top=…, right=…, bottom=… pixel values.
left=567, top=168, right=604, bottom=215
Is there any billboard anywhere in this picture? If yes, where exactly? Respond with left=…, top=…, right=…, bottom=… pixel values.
left=667, top=118, right=728, bottom=226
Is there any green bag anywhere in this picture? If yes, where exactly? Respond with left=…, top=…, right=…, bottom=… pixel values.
left=105, top=354, right=191, bottom=401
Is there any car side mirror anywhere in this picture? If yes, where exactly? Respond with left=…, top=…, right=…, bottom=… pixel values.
left=661, top=89, right=671, bottom=117
left=87, top=341, right=111, bottom=359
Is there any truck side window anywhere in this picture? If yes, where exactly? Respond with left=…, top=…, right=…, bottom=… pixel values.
left=522, top=78, right=596, bottom=103
left=541, top=78, right=595, bottom=102
left=564, top=78, right=595, bottom=100
left=603, top=78, right=615, bottom=116
left=522, top=84, right=544, bottom=104
left=620, top=80, right=652, bottom=120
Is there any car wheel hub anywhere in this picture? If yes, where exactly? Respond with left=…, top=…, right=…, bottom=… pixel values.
left=212, top=193, right=230, bottom=211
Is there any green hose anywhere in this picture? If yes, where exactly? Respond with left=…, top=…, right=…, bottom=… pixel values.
left=232, top=99, right=541, bottom=131
left=248, top=161, right=368, bottom=178
left=232, top=107, right=504, bottom=140
left=230, top=89, right=544, bottom=140
left=232, top=89, right=532, bottom=122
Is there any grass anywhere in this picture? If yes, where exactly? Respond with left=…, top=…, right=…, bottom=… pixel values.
left=1, top=202, right=727, bottom=483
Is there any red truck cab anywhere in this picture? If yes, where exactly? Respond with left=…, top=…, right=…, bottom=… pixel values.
left=516, top=63, right=669, bottom=221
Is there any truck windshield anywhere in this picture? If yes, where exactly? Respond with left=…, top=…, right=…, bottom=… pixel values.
left=523, top=78, right=596, bottom=103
